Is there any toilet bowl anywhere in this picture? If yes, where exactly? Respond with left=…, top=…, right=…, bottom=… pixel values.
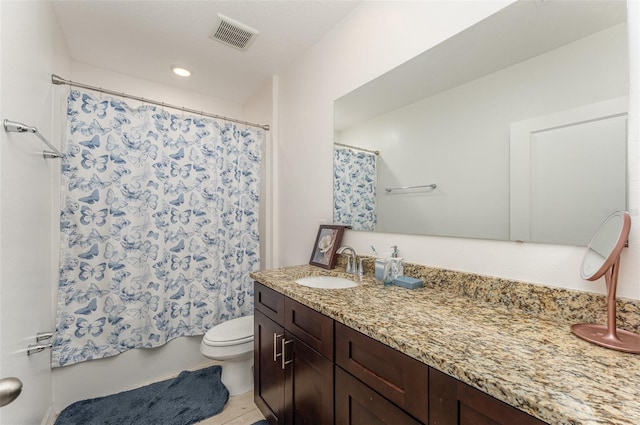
left=200, top=315, right=254, bottom=395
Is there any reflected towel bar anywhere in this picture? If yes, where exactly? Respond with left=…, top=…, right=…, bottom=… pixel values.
left=385, top=184, right=437, bottom=193
left=3, top=119, right=62, bottom=159
left=334, top=142, right=380, bottom=156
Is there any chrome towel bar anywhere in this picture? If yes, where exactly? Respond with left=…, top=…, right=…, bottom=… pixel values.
left=3, top=119, right=62, bottom=159
left=27, top=343, right=52, bottom=356
left=384, top=183, right=437, bottom=193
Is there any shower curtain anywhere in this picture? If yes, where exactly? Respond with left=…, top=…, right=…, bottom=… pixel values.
left=52, top=89, right=263, bottom=367
left=333, top=148, right=376, bottom=231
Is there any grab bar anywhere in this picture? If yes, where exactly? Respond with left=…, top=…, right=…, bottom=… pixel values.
left=3, top=119, right=62, bottom=159
left=385, top=183, right=437, bottom=193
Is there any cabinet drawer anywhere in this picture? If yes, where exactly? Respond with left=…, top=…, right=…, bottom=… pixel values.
left=284, top=297, right=334, bottom=360
left=336, top=322, right=428, bottom=424
left=336, top=367, right=423, bottom=425
left=254, top=282, right=285, bottom=324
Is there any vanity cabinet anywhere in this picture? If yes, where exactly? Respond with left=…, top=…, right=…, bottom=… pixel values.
left=254, top=282, right=334, bottom=425
left=254, top=281, right=548, bottom=425
left=428, top=368, right=546, bottom=425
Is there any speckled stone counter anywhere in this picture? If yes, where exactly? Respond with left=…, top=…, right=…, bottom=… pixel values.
left=251, top=264, right=640, bottom=425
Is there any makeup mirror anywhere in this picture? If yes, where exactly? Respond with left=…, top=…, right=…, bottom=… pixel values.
left=571, top=211, right=639, bottom=353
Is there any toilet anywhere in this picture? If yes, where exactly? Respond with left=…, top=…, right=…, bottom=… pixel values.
left=200, top=315, right=254, bottom=395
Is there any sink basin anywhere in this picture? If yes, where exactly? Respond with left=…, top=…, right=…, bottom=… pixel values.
left=295, top=276, right=357, bottom=289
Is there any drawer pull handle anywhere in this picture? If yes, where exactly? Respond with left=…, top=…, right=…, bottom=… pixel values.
left=273, top=333, right=283, bottom=362
left=281, top=339, right=293, bottom=369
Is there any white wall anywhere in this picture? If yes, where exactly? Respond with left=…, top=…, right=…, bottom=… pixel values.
left=276, top=1, right=640, bottom=299
left=337, top=24, right=627, bottom=241
left=0, top=1, right=71, bottom=424
left=243, top=78, right=275, bottom=269
left=49, top=62, right=250, bottom=411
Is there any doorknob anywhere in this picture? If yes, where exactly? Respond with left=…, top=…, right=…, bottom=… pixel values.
left=0, top=377, right=23, bottom=407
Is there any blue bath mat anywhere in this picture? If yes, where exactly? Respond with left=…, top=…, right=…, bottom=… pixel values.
left=55, top=365, right=228, bottom=425
left=251, top=421, right=269, bottom=425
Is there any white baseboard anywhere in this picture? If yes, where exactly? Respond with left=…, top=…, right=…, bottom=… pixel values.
left=40, top=403, right=57, bottom=425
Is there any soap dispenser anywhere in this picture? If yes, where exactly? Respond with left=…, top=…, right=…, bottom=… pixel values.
left=389, top=245, right=404, bottom=279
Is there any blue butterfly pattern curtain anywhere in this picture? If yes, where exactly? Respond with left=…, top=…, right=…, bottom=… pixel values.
left=333, top=148, right=377, bottom=231
left=52, top=90, right=263, bottom=367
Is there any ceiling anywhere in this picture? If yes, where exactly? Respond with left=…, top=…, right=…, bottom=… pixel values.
left=52, top=1, right=360, bottom=105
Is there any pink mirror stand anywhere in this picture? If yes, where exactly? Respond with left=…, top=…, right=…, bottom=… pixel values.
left=571, top=212, right=640, bottom=353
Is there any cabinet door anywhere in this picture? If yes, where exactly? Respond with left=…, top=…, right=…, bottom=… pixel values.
left=429, top=368, right=547, bottom=425
left=254, top=310, right=286, bottom=425
left=284, top=334, right=334, bottom=425
left=336, top=367, right=423, bottom=425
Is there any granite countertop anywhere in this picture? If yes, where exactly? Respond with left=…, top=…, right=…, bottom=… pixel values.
left=251, top=264, right=640, bottom=425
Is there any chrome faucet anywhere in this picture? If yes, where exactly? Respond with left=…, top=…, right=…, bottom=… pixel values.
left=336, top=246, right=362, bottom=276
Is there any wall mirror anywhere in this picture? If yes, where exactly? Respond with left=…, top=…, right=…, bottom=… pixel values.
left=333, top=0, right=628, bottom=246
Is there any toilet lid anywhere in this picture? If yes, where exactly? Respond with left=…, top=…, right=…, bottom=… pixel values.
left=203, top=315, right=254, bottom=346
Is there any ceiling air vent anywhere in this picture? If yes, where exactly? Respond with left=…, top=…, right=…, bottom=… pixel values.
left=210, top=13, right=259, bottom=51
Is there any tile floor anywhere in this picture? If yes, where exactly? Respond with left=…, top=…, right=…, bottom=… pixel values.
left=196, top=391, right=265, bottom=425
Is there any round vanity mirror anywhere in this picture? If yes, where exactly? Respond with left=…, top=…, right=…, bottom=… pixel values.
left=580, top=211, right=630, bottom=280
left=571, top=211, right=639, bottom=353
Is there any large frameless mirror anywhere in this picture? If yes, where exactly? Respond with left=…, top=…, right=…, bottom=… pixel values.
left=333, top=0, right=628, bottom=246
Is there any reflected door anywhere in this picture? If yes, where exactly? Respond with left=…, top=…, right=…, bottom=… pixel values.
left=510, top=97, right=627, bottom=245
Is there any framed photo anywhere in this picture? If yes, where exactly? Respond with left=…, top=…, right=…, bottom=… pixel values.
left=309, top=225, right=346, bottom=269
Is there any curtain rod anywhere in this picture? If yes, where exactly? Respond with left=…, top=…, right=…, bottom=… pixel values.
left=334, top=142, right=379, bottom=155
left=51, top=74, right=270, bottom=131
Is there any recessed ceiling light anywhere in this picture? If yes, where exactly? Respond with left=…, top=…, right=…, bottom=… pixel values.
left=171, top=66, right=192, bottom=77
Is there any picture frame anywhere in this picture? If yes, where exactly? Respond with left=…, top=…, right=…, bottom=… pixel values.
left=309, top=225, right=346, bottom=269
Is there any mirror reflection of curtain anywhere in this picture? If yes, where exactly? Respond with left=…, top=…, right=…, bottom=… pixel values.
left=52, top=89, right=263, bottom=367
left=333, top=148, right=376, bottom=231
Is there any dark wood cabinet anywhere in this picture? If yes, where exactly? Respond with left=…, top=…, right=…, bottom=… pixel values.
left=255, top=281, right=548, bottom=425
left=429, top=368, right=547, bottom=425
left=254, top=282, right=334, bottom=425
